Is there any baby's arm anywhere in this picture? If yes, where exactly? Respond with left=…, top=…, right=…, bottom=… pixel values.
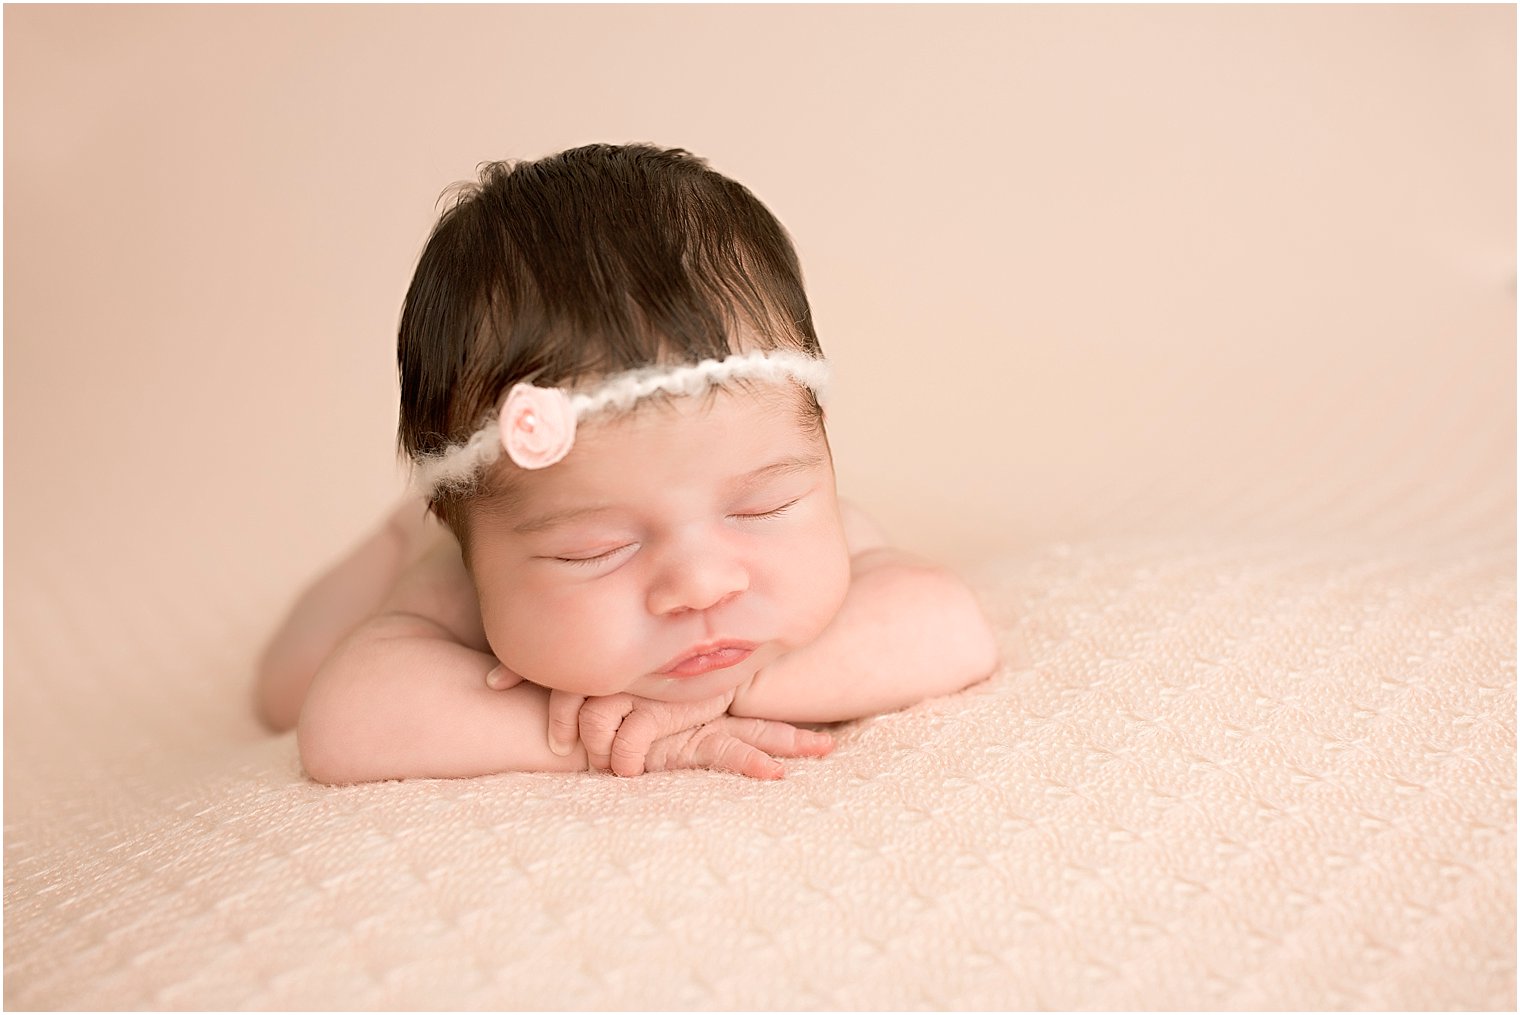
left=728, top=513, right=1000, bottom=724
left=256, top=497, right=437, bottom=731
left=296, top=537, right=594, bottom=783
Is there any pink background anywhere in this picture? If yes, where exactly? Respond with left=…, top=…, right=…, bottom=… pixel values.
left=6, top=3, right=1513, bottom=610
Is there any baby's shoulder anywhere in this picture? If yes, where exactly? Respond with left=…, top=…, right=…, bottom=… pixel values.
left=837, top=497, right=888, bottom=556
left=382, top=528, right=489, bottom=651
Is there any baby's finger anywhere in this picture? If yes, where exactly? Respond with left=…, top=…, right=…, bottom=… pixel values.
left=485, top=663, right=525, bottom=691
left=578, top=696, right=636, bottom=772
left=719, top=717, right=835, bottom=759
left=697, top=731, right=785, bottom=781
left=608, top=709, right=664, bottom=778
left=545, top=690, right=585, bottom=758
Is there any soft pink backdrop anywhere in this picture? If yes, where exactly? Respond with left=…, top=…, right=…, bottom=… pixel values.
left=6, top=3, right=1513, bottom=628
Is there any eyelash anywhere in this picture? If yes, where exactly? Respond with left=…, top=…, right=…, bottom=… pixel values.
left=732, top=498, right=802, bottom=522
left=550, top=499, right=801, bottom=566
left=731, top=498, right=800, bottom=521
left=555, top=545, right=634, bottom=567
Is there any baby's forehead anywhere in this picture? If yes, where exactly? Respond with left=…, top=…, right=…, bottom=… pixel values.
left=472, top=382, right=827, bottom=516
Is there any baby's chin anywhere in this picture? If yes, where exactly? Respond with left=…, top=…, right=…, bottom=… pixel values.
left=625, top=660, right=761, bottom=704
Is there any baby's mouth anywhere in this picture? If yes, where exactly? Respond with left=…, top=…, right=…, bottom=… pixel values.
left=656, top=640, right=756, bottom=678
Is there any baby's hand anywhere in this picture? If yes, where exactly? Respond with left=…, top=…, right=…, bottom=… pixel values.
left=548, top=689, right=832, bottom=778
left=642, top=714, right=836, bottom=780
left=550, top=690, right=728, bottom=775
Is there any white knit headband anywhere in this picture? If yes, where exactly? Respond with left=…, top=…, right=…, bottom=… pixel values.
left=412, top=350, right=832, bottom=496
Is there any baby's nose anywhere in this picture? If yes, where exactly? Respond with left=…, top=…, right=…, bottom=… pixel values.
left=646, top=554, right=749, bottom=616
left=663, top=589, right=743, bottom=618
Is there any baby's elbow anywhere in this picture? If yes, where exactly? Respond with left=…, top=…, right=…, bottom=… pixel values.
left=296, top=709, right=351, bottom=786
left=964, top=619, right=1002, bottom=688
left=955, top=601, right=1001, bottom=685
left=924, top=566, right=1002, bottom=692
left=864, top=555, right=1003, bottom=698
left=295, top=677, right=375, bottom=786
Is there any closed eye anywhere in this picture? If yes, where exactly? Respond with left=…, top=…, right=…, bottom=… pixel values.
left=731, top=498, right=801, bottom=521
left=552, top=543, right=636, bottom=567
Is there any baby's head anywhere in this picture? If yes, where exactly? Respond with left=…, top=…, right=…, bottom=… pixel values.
left=396, top=144, right=851, bottom=702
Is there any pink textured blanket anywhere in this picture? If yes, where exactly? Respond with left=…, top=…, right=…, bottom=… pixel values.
left=6, top=535, right=1512, bottom=1009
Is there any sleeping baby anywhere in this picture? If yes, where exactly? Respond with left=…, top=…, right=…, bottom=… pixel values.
left=256, top=143, right=999, bottom=783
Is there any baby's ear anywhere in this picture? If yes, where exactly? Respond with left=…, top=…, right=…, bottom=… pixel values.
left=422, top=494, right=460, bottom=531
left=422, top=497, right=479, bottom=564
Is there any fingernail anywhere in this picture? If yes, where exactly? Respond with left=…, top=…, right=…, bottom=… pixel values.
left=549, top=735, right=572, bottom=757
left=485, top=665, right=507, bottom=689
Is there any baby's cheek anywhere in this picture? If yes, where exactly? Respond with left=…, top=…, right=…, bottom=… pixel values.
left=484, top=590, right=639, bottom=696
left=814, top=543, right=853, bottom=631
left=781, top=533, right=852, bottom=647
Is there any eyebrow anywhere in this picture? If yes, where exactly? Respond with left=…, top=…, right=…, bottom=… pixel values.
left=512, top=503, right=620, bottom=535
left=510, top=451, right=828, bottom=535
left=731, top=451, right=827, bottom=491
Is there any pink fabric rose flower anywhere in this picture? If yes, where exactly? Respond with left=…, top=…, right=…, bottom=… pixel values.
left=498, top=383, right=577, bottom=469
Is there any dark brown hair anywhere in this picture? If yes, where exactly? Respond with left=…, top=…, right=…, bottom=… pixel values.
left=396, top=143, right=823, bottom=538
